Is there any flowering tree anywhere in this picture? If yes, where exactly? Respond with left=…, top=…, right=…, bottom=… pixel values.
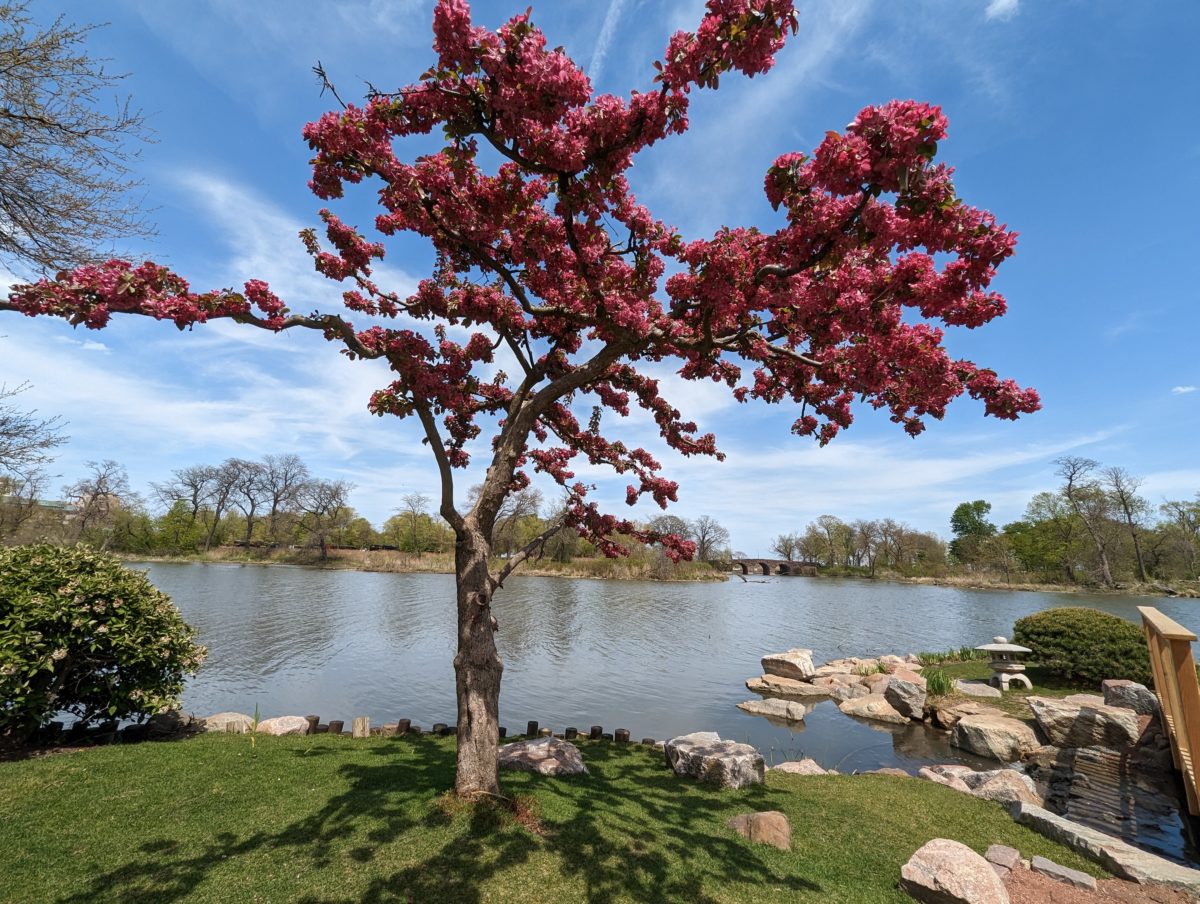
left=0, top=0, right=1039, bottom=796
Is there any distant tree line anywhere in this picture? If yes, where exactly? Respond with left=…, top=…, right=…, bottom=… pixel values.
left=953, top=457, right=1199, bottom=588
left=0, top=447, right=735, bottom=569
left=770, top=516, right=945, bottom=576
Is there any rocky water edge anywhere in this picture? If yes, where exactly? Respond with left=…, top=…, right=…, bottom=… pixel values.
left=742, top=648, right=1192, bottom=866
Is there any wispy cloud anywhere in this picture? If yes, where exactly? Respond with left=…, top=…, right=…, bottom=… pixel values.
left=589, top=0, right=630, bottom=88
left=1172, top=385, right=1197, bottom=395
left=985, top=0, right=1019, bottom=21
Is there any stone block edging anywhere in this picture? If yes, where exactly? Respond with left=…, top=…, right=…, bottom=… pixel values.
left=1009, top=801, right=1200, bottom=893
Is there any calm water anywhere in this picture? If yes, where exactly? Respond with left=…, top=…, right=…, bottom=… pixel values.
left=137, top=562, right=1195, bottom=776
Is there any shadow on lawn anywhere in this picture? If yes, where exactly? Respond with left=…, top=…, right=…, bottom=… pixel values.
left=57, top=738, right=820, bottom=904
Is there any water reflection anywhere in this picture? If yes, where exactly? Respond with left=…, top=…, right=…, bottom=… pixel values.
left=134, top=562, right=1189, bottom=772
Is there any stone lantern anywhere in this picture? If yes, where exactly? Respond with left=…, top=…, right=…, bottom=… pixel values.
left=975, top=636, right=1032, bottom=691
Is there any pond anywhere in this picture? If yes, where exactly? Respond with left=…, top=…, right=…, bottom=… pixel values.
left=136, top=561, right=1193, bottom=775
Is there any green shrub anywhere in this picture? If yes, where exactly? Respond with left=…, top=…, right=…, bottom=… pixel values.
left=1013, top=607, right=1150, bottom=686
left=0, top=545, right=206, bottom=742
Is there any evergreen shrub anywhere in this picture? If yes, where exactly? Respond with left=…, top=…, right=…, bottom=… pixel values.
left=1013, top=606, right=1150, bottom=686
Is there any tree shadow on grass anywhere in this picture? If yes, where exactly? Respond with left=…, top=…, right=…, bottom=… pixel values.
left=55, top=737, right=822, bottom=904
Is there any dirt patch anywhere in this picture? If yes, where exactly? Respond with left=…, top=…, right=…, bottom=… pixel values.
left=1006, top=868, right=1198, bottom=903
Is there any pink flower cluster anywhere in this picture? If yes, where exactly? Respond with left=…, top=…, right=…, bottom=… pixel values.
left=2, top=0, right=1040, bottom=561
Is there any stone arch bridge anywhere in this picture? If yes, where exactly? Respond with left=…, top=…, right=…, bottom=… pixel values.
left=731, top=559, right=819, bottom=577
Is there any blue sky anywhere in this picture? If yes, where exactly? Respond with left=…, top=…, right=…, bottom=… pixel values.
left=2, top=0, right=1197, bottom=556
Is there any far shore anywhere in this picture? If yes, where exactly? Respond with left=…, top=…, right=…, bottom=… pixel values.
left=118, top=547, right=1197, bottom=598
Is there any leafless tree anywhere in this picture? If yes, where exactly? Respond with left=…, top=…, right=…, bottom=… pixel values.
left=0, top=2, right=152, bottom=272
left=261, top=453, right=309, bottom=545
left=229, top=458, right=269, bottom=544
left=852, top=518, right=882, bottom=575
left=691, top=515, right=730, bottom=563
left=0, top=382, right=65, bottom=473
left=1055, top=456, right=1117, bottom=587
left=1103, top=466, right=1150, bottom=583
left=297, top=478, right=352, bottom=559
left=63, top=458, right=135, bottom=548
left=152, top=464, right=215, bottom=523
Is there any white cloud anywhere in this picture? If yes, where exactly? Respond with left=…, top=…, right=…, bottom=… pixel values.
left=985, top=0, right=1019, bottom=21
left=1172, top=386, right=1197, bottom=395
left=589, top=0, right=630, bottom=88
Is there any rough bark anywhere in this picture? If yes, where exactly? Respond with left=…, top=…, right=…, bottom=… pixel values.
left=453, top=524, right=503, bottom=798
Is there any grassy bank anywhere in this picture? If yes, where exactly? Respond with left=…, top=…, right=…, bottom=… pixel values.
left=0, top=733, right=1102, bottom=903
left=930, top=659, right=1093, bottom=721
left=124, top=547, right=728, bottom=582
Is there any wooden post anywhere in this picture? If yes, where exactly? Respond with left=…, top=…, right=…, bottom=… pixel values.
left=526, top=720, right=539, bottom=737
left=305, top=715, right=320, bottom=736
left=498, top=726, right=507, bottom=738
left=589, top=725, right=603, bottom=740
left=352, top=716, right=370, bottom=739
left=615, top=729, right=630, bottom=744
left=397, top=718, right=411, bottom=735
left=432, top=722, right=447, bottom=735
left=564, top=727, right=578, bottom=740
left=328, top=719, right=344, bottom=735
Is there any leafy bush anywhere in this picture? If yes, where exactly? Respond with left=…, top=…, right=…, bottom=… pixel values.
left=1013, top=607, right=1150, bottom=686
left=0, top=545, right=206, bottom=742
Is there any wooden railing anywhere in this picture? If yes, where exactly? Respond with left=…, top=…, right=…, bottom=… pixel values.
left=1139, top=606, right=1200, bottom=816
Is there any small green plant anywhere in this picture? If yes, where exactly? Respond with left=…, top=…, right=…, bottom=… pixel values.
left=958, top=645, right=986, bottom=662
left=250, top=703, right=260, bottom=751
left=924, top=668, right=953, bottom=696
left=1014, top=607, right=1151, bottom=685
left=0, top=544, right=206, bottom=744
left=916, top=651, right=947, bottom=667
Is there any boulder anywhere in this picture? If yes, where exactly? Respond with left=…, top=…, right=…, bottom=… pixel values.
left=862, top=672, right=892, bottom=694
left=954, top=680, right=1002, bottom=699
left=736, top=698, right=807, bottom=723
left=838, top=693, right=909, bottom=725
left=1062, top=693, right=1106, bottom=707
left=727, top=811, right=791, bottom=850
left=771, top=758, right=826, bottom=776
left=815, top=673, right=865, bottom=688
left=830, top=683, right=872, bottom=703
left=1029, top=855, right=1097, bottom=891
left=1102, top=679, right=1160, bottom=717
left=917, top=767, right=972, bottom=794
left=971, top=770, right=1042, bottom=807
left=891, top=667, right=927, bottom=687
left=498, top=737, right=588, bottom=776
left=201, top=711, right=254, bottom=733
left=761, top=649, right=815, bottom=681
left=146, top=710, right=196, bottom=738
left=985, top=844, right=1021, bottom=880
left=745, top=675, right=831, bottom=698
left=931, top=701, right=992, bottom=731
left=885, top=676, right=927, bottom=721
left=256, top=715, right=310, bottom=736
left=664, top=731, right=764, bottom=789
left=951, top=714, right=1040, bottom=762
left=899, top=838, right=1010, bottom=904
left=1026, top=696, right=1140, bottom=749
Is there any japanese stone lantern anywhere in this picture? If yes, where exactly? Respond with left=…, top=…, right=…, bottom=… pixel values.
left=975, top=636, right=1033, bottom=691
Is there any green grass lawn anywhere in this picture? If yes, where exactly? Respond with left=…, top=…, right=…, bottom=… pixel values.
left=0, top=733, right=1104, bottom=903
left=933, top=660, right=1094, bottom=721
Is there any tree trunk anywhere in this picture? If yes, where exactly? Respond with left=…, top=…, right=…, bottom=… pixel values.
left=453, top=526, right=503, bottom=798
